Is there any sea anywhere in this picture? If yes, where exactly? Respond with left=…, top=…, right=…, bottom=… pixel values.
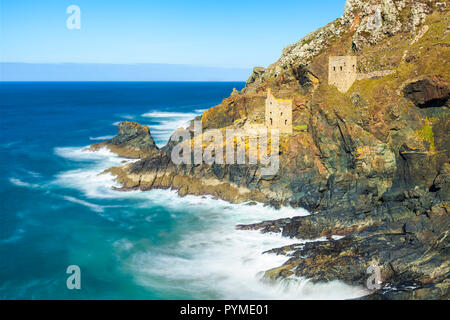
left=0, top=82, right=365, bottom=299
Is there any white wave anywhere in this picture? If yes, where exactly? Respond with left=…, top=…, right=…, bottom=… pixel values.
left=113, top=239, right=134, bottom=252
left=141, top=110, right=204, bottom=146
left=9, top=178, right=39, bottom=189
left=89, top=135, right=114, bottom=141
left=151, top=130, right=177, bottom=141
left=63, top=195, right=105, bottom=213
left=119, top=114, right=135, bottom=120
left=26, top=171, right=42, bottom=178
left=55, top=146, right=110, bottom=161
left=148, top=120, right=191, bottom=132
left=0, top=228, right=26, bottom=244
left=0, top=140, right=22, bottom=149
left=53, top=146, right=138, bottom=199
left=53, top=146, right=366, bottom=299
left=128, top=224, right=366, bottom=300
left=142, top=111, right=198, bottom=118
left=54, top=146, right=137, bottom=163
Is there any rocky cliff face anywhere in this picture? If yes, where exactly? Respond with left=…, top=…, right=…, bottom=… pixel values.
left=94, top=0, right=449, bottom=299
left=90, top=121, right=158, bottom=158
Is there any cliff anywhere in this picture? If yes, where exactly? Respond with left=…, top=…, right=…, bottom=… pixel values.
left=93, top=0, right=449, bottom=299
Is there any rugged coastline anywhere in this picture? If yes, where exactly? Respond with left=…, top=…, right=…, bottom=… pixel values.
left=92, top=0, right=449, bottom=299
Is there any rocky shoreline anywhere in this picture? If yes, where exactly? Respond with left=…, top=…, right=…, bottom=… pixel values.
left=91, top=0, right=449, bottom=299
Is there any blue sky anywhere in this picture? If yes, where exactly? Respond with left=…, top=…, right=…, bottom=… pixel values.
left=1, top=0, right=345, bottom=80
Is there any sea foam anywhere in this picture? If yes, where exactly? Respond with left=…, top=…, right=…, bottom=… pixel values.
left=63, top=195, right=106, bottom=213
left=9, top=178, right=39, bottom=189
left=141, top=109, right=204, bottom=146
left=89, top=135, right=115, bottom=141
left=53, top=146, right=367, bottom=299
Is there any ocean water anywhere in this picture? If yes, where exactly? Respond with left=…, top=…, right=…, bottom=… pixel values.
left=0, top=82, right=366, bottom=300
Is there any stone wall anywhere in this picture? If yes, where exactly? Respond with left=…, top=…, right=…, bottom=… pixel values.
left=357, top=70, right=396, bottom=80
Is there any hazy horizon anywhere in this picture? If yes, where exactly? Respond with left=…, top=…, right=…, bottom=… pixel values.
left=0, top=62, right=252, bottom=81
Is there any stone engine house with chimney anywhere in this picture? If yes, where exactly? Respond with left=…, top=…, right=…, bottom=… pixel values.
left=328, top=56, right=357, bottom=93
left=265, top=89, right=292, bottom=134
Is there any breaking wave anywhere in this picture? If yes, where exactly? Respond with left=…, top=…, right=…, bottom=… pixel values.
left=89, top=135, right=115, bottom=141
left=141, top=109, right=204, bottom=146
left=52, top=146, right=366, bottom=299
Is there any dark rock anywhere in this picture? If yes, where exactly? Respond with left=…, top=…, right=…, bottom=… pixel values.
left=404, top=77, right=450, bottom=108
left=246, top=67, right=266, bottom=86
left=111, top=121, right=156, bottom=150
left=90, top=121, right=158, bottom=159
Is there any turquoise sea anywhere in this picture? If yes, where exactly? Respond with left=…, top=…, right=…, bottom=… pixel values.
left=0, top=82, right=365, bottom=299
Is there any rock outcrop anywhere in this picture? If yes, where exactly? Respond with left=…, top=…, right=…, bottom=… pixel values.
left=90, top=121, right=158, bottom=158
left=403, top=76, right=450, bottom=108
left=93, top=0, right=449, bottom=299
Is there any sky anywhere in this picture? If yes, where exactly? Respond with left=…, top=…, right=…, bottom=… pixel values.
left=0, top=0, right=346, bottom=80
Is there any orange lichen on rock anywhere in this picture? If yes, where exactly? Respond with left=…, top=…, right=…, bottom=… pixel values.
left=350, top=13, right=361, bottom=32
